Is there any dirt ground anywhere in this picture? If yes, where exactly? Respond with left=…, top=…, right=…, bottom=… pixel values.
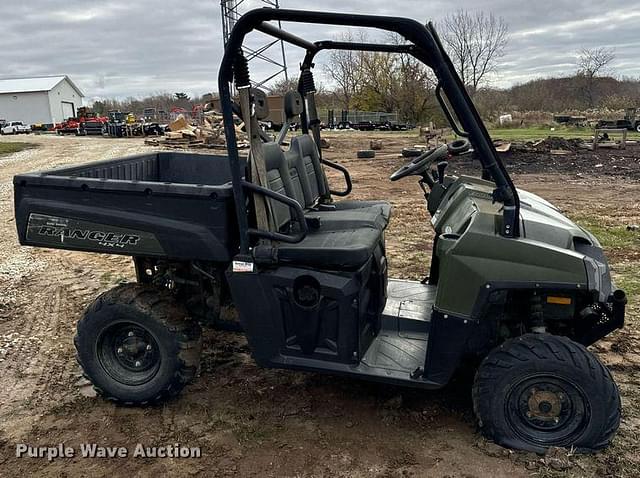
left=0, top=132, right=639, bottom=477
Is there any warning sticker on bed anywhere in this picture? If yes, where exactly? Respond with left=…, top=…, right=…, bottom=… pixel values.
left=232, top=260, right=254, bottom=273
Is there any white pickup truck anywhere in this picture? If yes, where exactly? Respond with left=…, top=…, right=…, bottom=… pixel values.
left=1, top=121, right=32, bottom=134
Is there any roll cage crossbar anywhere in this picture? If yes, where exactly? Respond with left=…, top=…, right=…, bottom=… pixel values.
left=218, top=9, right=520, bottom=255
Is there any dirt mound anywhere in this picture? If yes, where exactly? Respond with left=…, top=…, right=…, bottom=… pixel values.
left=540, top=136, right=587, bottom=152
left=507, top=136, right=588, bottom=153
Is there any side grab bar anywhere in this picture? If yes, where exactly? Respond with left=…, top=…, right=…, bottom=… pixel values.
left=242, top=181, right=309, bottom=243
left=321, top=159, right=353, bottom=197
left=436, top=83, right=469, bottom=138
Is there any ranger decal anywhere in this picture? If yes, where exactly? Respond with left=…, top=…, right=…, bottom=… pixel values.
left=26, top=213, right=164, bottom=255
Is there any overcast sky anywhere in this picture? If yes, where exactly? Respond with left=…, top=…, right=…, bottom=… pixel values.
left=2, top=1, right=639, bottom=102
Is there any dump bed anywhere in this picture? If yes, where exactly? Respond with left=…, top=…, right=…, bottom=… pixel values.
left=14, top=152, right=242, bottom=262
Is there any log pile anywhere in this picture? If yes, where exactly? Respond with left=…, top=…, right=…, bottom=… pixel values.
left=144, top=113, right=249, bottom=150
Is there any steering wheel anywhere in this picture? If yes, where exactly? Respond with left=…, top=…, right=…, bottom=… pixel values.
left=389, top=139, right=471, bottom=182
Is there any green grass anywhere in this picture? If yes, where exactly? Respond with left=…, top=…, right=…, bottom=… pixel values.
left=571, top=216, right=640, bottom=250
left=614, top=263, right=640, bottom=299
left=0, top=142, right=33, bottom=156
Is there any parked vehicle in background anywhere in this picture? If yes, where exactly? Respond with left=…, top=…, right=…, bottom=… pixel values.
left=335, top=120, right=413, bottom=131
left=140, top=108, right=166, bottom=136
left=380, top=121, right=414, bottom=131
left=55, top=118, right=81, bottom=135
left=76, top=107, right=109, bottom=136
left=143, top=108, right=158, bottom=121
left=352, top=120, right=376, bottom=131
left=141, top=122, right=165, bottom=136
left=1, top=121, right=31, bottom=134
left=77, top=119, right=107, bottom=136
left=597, top=108, right=640, bottom=132
left=105, top=110, right=128, bottom=137
left=553, top=115, right=587, bottom=126
left=31, top=123, right=52, bottom=132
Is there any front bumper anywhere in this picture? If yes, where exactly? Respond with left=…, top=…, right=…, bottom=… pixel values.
left=582, top=255, right=626, bottom=344
left=577, top=289, right=626, bottom=346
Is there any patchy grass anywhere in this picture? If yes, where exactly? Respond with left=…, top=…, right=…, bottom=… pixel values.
left=100, top=271, right=128, bottom=287
left=0, top=142, right=34, bottom=156
left=571, top=216, right=639, bottom=329
left=613, top=262, right=640, bottom=298
left=572, top=216, right=640, bottom=250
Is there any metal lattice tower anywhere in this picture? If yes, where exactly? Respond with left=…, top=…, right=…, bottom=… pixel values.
left=221, top=0, right=289, bottom=88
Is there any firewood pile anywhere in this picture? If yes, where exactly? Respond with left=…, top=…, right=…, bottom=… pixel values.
left=144, top=113, right=249, bottom=150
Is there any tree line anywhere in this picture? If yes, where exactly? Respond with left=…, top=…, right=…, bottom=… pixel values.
left=90, top=10, right=639, bottom=125
left=91, top=92, right=210, bottom=117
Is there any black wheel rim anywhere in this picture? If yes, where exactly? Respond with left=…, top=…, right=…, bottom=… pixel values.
left=97, top=321, right=161, bottom=386
left=505, top=373, right=590, bottom=446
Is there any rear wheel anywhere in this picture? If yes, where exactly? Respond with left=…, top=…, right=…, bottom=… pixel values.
left=75, top=284, right=201, bottom=405
left=473, top=334, right=620, bottom=453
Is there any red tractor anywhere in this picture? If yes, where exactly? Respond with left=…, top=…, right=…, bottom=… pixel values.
left=77, top=107, right=109, bottom=135
left=55, top=107, right=108, bottom=135
left=54, top=117, right=81, bottom=135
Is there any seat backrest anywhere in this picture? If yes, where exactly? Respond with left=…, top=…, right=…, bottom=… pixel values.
left=290, top=134, right=329, bottom=204
left=262, top=142, right=305, bottom=231
left=284, top=149, right=312, bottom=208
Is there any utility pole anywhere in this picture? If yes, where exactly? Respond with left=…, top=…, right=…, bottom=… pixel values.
left=220, top=0, right=289, bottom=89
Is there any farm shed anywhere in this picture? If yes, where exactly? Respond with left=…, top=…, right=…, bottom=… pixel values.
left=0, top=75, right=84, bottom=126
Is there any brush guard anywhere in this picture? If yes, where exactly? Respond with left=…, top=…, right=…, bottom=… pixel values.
left=577, top=289, right=626, bottom=346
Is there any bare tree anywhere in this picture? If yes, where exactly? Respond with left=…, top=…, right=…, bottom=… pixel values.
left=323, top=32, right=366, bottom=110
left=576, top=47, right=615, bottom=108
left=322, top=31, right=437, bottom=122
left=266, top=77, right=300, bottom=96
left=577, top=47, right=615, bottom=78
left=439, top=10, right=508, bottom=94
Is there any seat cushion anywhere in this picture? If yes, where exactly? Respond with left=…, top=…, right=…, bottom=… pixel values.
left=306, top=205, right=388, bottom=230
left=334, top=200, right=392, bottom=225
left=254, top=226, right=382, bottom=270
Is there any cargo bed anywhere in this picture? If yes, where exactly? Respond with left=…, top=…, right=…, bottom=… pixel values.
left=14, top=152, right=242, bottom=261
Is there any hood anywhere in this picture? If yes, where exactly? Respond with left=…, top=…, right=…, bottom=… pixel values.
left=517, top=188, right=598, bottom=250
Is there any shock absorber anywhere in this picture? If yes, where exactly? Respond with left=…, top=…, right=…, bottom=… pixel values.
left=301, top=68, right=320, bottom=130
left=233, top=49, right=251, bottom=89
left=530, top=292, right=546, bottom=333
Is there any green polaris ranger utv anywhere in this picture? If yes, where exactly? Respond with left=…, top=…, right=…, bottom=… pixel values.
left=13, top=9, right=626, bottom=453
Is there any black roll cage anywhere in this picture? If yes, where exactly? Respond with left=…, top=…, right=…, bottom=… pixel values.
left=218, top=8, right=521, bottom=255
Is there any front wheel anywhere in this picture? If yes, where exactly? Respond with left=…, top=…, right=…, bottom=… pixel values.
left=75, top=284, right=202, bottom=405
left=473, top=334, right=620, bottom=453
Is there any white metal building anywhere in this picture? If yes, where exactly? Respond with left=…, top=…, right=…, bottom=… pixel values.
left=0, top=76, right=84, bottom=126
